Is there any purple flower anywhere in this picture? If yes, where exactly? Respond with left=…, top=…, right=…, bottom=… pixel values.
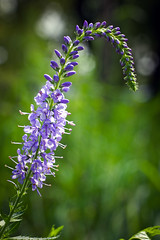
left=55, top=49, right=62, bottom=58
left=62, top=87, right=70, bottom=92
left=65, top=63, right=74, bottom=71
left=83, top=36, right=94, bottom=41
left=71, top=61, right=78, bottom=66
left=62, top=44, right=68, bottom=53
left=89, top=23, right=93, bottom=28
left=53, top=74, right=59, bottom=82
left=44, top=74, right=52, bottom=81
left=70, top=50, right=78, bottom=56
left=61, top=82, right=72, bottom=87
left=72, top=54, right=79, bottom=59
left=65, top=71, right=76, bottom=77
left=76, top=46, right=84, bottom=51
left=83, top=20, right=88, bottom=29
left=101, top=21, right=106, bottom=27
left=73, top=40, right=80, bottom=46
left=64, top=36, right=71, bottom=45
left=85, top=30, right=92, bottom=35
left=94, top=22, right=101, bottom=29
left=51, top=89, right=63, bottom=103
left=60, top=57, right=65, bottom=65
left=50, top=60, right=59, bottom=70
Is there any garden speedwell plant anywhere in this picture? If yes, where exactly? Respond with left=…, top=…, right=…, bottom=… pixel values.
left=0, top=20, right=159, bottom=240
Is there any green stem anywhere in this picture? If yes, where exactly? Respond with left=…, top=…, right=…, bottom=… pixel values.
left=0, top=169, right=31, bottom=239
left=0, top=137, right=41, bottom=239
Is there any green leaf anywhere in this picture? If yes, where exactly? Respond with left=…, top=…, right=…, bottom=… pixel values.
left=130, top=231, right=150, bottom=240
left=48, top=225, right=64, bottom=237
left=6, top=236, right=60, bottom=240
left=129, top=226, right=160, bottom=240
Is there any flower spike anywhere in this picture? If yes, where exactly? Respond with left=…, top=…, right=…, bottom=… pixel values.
left=10, top=20, right=138, bottom=195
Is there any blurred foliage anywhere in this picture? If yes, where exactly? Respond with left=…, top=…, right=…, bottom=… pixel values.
left=0, top=0, right=160, bottom=240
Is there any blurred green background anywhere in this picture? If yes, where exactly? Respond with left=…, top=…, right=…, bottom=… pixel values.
left=0, top=0, right=160, bottom=239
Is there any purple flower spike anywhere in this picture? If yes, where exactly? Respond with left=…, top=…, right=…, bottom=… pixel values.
left=83, top=20, right=88, bottom=29
left=73, top=40, right=80, bottom=46
left=60, top=57, right=65, bottom=65
left=55, top=49, right=62, bottom=58
left=44, top=74, right=52, bottom=82
left=64, top=36, right=71, bottom=45
left=65, top=71, right=76, bottom=77
left=53, top=74, right=59, bottom=82
left=62, top=44, right=68, bottom=53
left=50, top=60, right=59, bottom=70
left=61, top=82, right=72, bottom=87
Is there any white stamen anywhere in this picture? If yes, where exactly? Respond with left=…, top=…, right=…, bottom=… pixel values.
left=9, top=156, right=18, bottom=164
left=5, top=165, right=14, bottom=170
left=19, top=110, right=29, bottom=115
left=66, top=120, right=75, bottom=126
left=58, top=142, right=67, bottom=149
left=11, top=141, right=22, bottom=145
left=7, top=180, right=18, bottom=188
left=63, top=131, right=71, bottom=135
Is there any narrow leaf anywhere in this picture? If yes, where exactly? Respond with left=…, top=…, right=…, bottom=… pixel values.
left=6, top=235, right=59, bottom=240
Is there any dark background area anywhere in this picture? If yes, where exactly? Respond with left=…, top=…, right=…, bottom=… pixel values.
left=0, top=0, right=160, bottom=239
